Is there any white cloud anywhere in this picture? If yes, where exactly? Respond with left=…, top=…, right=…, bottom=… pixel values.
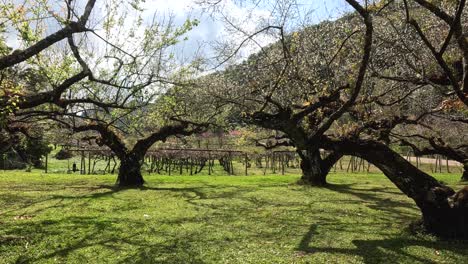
left=144, top=0, right=195, bottom=13
left=3, top=0, right=348, bottom=70
left=5, top=31, right=20, bottom=50
left=136, top=0, right=276, bottom=65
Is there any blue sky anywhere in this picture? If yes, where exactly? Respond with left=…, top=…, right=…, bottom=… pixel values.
left=4, top=0, right=353, bottom=67
left=135, top=0, right=353, bottom=64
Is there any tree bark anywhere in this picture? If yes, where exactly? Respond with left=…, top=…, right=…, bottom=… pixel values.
left=321, top=137, right=468, bottom=239
left=0, top=0, right=96, bottom=70
left=462, top=163, right=468, bottom=181
left=117, top=153, right=144, bottom=187
left=298, top=149, right=326, bottom=185
left=74, top=121, right=206, bottom=188
left=297, top=149, right=342, bottom=186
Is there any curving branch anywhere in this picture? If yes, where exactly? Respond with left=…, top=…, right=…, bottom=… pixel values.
left=312, top=0, right=374, bottom=138
left=15, top=70, right=90, bottom=109
left=0, top=0, right=96, bottom=70
left=132, top=121, right=209, bottom=155
left=409, top=0, right=468, bottom=106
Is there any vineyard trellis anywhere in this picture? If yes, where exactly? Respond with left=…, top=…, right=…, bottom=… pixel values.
left=145, top=149, right=246, bottom=175
left=40, top=146, right=463, bottom=176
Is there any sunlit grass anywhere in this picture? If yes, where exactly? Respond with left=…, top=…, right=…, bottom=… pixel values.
left=0, top=170, right=466, bottom=263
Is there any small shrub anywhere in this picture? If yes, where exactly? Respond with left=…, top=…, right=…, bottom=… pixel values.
left=55, top=149, right=74, bottom=160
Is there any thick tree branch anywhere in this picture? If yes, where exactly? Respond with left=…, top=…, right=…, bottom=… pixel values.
left=73, top=123, right=128, bottom=158
left=132, top=121, right=209, bottom=155
left=313, top=1, right=373, bottom=138
left=0, top=0, right=96, bottom=70
left=15, top=70, right=89, bottom=109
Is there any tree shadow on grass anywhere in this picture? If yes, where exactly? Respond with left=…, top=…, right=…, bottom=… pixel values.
left=139, top=184, right=282, bottom=208
left=139, top=185, right=210, bottom=200
left=297, top=224, right=468, bottom=264
left=3, top=214, right=211, bottom=264
left=0, top=185, right=120, bottom=220
left=326, top=183, right=419, bottom=221
left=138, top=183, right=419, bottom=235
left=293, top=183, right=468, bottom=263
left=2, top=182, right=314, bottom=263
left=1, top=183, right=261, bottom=263
left=6, top=180, right=464, bottom=263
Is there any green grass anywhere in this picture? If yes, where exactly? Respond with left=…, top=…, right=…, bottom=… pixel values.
left=0, top=170, right=467, bottom=263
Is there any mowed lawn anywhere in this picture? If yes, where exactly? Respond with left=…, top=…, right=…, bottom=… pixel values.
left=0, top=171, right=467, bottom=263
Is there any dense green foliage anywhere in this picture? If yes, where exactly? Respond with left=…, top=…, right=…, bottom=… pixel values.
left=0, top=136, right=51, bottom=169
left=19, top=137, right=52, bottom=168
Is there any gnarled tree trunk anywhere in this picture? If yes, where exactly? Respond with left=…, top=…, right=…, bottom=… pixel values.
left=117, top=153, right=144, bottom=187
left=297, top=149, right=342, bottom=186
left=75, top=121, right=201, bottom=188
left=298, top=149, right=326, bottom=185
left=321, top=137, right=468, bottom=239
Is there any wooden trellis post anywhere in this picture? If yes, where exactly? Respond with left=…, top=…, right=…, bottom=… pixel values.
left=438, top=155, right=442, bottom=173
left=281, top=154, right=285, bottom=175
left=229, top=152, right=234, bottom=175
left=245, top=154, right=248, bottom=176
left=272, top=153, right=276, bottom=174
left=81, top=150, right=85, bottom=175
left=88, top=152, right=91, bottom=175
left=346, top=156, right=353, bottom=173
left=208, top=153, right=212, bottom=175
left=446, top=157, right=450, bottom=173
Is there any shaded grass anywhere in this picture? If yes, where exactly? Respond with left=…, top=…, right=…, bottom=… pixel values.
left=0, top=170, right=467, bottom=263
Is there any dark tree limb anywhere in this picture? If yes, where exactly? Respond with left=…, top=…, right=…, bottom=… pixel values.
left=313, top=0, right=373, bottom=138
left=0, top=0, right=96, bottom=70
left=320, top=136, right=468, bottom=238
